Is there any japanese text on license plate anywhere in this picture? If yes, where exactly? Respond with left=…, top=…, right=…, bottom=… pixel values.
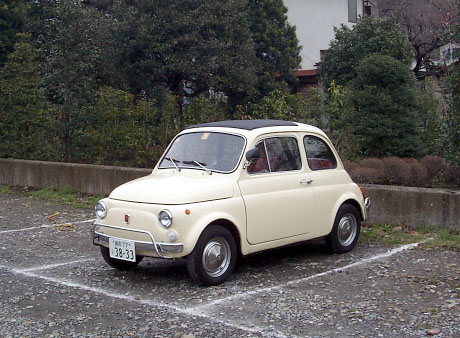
left=109, top=238, right=136, bottom=262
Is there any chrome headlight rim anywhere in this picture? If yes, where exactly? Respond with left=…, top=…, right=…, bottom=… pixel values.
left=95, top=201, right=107, bottom=219
left=158, top=209, right=173, bottom=228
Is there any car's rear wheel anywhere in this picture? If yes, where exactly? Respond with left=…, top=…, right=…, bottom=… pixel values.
left=327, top=204, right=361, bottom=254
left=186, top=225, right=237, bottom=286
left=100, top=246, right=143, bottom=270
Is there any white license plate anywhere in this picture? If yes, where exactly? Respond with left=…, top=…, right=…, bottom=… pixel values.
left=109, top=238, right=136, bottom=262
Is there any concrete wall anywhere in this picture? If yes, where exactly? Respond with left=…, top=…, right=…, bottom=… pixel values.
left=0, top=158, right=151, bottom=196
left=284, top=0, right=363, bottom=70
left=362, top=184, right=460, bottom=230
left=0, top=159, right=458, bottom=229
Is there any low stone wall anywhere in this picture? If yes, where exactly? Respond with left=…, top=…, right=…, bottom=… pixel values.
left=0, top=159, right=459, bottom=229
left=0, top=158, right=151, bottom=196
left=362, top=184, right=459, bottom=230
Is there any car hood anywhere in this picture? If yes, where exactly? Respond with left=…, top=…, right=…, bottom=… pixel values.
left=109, top=173, right=234, bottom=204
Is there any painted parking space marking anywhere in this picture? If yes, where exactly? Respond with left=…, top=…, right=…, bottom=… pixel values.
left=0, top=218, right=95, bottom=235
left=192, top=242, right=422, bottom=313
left=16, top=258, right=94, bottom=273
left=0, top=213, right=425, bottom=338
left=1, top=264, right=290, bottom=338
left=0, top=224, right=54, bottom=234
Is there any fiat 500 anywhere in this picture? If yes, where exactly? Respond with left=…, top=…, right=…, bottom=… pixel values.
left=92, top=120, right=370, bottom=286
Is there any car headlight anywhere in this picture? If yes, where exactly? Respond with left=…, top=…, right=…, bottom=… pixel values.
left=158, top=210, right=173, bottom=228
left=95, top=201, right=107, bottom=219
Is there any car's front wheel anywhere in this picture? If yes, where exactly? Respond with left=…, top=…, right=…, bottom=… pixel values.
left=100, top=246, right=143, bottom=270
left=327, top=204, right=361, bottom=254
left=186, top=225, right=237, bottom=286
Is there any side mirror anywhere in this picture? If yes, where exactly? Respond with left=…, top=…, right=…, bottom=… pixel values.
left=245, top=148, right=260, bottom=162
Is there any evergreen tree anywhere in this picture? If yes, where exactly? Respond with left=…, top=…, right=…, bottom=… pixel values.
left=107, top=0, right=257, bottom=104
left=321, top=16, right=422, bottom=158
left=320, top=15, right=412, bottom=88
left=36, top=0, right=116, bottom=161
left=442, top=1, right=460, bottom=165
left=0, top=0, right=28, bottom=66
left=0, top=36, right=56, bottom=159
left=246, top=0, right=301, bottom=99
left=349, top=54, right=421, bottom=157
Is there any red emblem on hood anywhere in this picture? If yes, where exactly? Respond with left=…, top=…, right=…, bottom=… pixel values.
left=124, top=214, right=130, bottom=224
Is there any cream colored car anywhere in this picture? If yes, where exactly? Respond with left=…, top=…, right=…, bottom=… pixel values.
left=92, top=120, right=370, bottom=286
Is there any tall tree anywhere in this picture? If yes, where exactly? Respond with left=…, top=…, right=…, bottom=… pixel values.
left=0, top=0, right=28, bottom=66
left=84, top=0, right=302, bottom=106
left=36, top=0, right=116, bottom=161
left=246, top=0, right=302, bottom=98
left=106, top=0, right=257, bottom=104
left=320, top=16, right=421, bottom=158
left=442, top=0, right=460, bottom=164
left=320, top=15, right=412, bottom=88
left=0, top=35, right=56, bottom=159
left=349, top=53, right=421, bottom=157
left=378, top=0, right=459, bottom=76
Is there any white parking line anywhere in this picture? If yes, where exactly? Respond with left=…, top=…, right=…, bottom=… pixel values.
left=17, top=259, right=94, bottom=272
left=0, top=237, right=422, bottom=337
left=1, top=265, right=289, bottom=338
left=0, top=224, right=54, bottom=234
left=192, top=242, right=422, bottom=313
left=0, top=218, right=95, bottom=234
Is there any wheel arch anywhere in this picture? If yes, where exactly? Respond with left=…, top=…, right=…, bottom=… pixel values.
left=202, top=219, right=242, bottom=257
left=341, top=198, right=365, bottom=221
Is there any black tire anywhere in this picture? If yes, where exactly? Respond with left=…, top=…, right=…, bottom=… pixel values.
left=327, top=204, right=361, bottom=254
left=100, top=246, right=143, bottom=270
left=186, top=225, right=237, bottom=286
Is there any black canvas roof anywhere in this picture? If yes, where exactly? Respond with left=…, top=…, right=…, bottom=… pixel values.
left=186, top=119, right=298, bottom=131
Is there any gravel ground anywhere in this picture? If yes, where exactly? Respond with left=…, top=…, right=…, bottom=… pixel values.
left=0, top=191, right=459, bottom=337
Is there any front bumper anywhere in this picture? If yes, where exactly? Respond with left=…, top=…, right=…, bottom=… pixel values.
left=92, top=222, right=183, bottom=259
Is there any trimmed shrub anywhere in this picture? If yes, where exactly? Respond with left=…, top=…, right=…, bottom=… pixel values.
left=420, top=155, right=447, bottom=181
left=349, top=167, right=383, bottom=184
left=403, top=158, right=428, bottom=187
left=383, top=157, right=410, bottom=185
left=347, top=156, right=459, bottom=188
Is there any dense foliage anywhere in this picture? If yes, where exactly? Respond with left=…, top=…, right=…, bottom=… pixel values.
left=443, top=27, right=460, bottom=165
left=0, top=0, right=302, bottom=165
left=321, top=16, right=425, bottom=159
left=0, top=1, right=459, bottom=176
left=320, top=16, right=412, bottom=88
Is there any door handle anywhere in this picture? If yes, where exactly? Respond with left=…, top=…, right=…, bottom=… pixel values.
left=300, top=179, right=313, bottom=184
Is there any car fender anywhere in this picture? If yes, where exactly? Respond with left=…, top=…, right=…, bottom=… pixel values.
left=179, top=197, right=247, bottom=256
left=327, top=188, right=365, bottom=234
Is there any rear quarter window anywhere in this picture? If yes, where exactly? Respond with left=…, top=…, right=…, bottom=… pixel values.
left=303, top=135, right=337, bottom=170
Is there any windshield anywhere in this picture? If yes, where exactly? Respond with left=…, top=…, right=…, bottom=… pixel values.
left=158, top=132, right=246, bottom=173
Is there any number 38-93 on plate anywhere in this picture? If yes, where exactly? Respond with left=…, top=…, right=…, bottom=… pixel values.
left=109, top=238, right=136, bottom=262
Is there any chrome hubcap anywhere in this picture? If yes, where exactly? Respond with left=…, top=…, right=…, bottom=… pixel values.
left=202, top=237, right=231, bottom=277
left=338, top=213, right=357, bottom=247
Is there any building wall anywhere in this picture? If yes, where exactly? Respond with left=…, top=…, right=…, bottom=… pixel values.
left=285, top=0, right=364, bottom=70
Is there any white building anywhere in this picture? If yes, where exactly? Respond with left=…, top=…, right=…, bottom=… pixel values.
left=284, top=0, right=374, bottom=88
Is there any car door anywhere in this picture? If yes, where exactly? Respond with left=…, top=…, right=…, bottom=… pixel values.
left=238, top=135, right=315, bottom=245
left=302, top=134, right=344, bottom=235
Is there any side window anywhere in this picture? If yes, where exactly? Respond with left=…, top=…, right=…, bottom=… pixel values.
left=304, top=136, right=337, bottom=170
left=248, top=137, right=301, bottom=174
left=247, top=141, right=269, bottom=174
left=266, top=137, right=301, bottom=172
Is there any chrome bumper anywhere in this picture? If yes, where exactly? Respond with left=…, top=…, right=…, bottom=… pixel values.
left=91, top=222, right=183, bottom=259
left=364, top=197, right=371, bottom=219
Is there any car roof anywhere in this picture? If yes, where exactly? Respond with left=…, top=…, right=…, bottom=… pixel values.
left=186, top=119, right=298, bottom=131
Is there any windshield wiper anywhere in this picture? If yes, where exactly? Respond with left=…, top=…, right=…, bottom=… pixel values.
left=193, top=161, right=212, bottom=175
left=164, top=157, right=181, bottom=171
left=182, top=160, right=212, bottom=175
